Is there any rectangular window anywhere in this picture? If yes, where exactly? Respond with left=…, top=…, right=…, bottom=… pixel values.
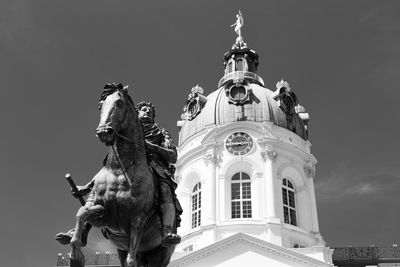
left=283, top=206, right=289, bottom=224
left=289, top=191, right=295, bottom=208
left=242, top=200, right=252, bottom=218
left=192, top=212, right=198, bottom=228
left=231, top=183, right=240, bottom=200
left=231, top=172, right=252, bottom=219
left=290, top=208, right=297, bottom=226
left=242, top=182, right=251, bottom=199
left=198, top=192, right=201, bottom=208
left=282, top=188, right=288, bottom=205
left=231, top=201, right=241, bottom=218
left=236, top=59, right=244, bottom=71
left=198, top=209, right=201, bottom=226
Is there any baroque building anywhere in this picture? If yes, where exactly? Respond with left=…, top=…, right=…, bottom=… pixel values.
left=168, top=14, right=333, bottom=267
left=55, top=13, right=400, bottom=267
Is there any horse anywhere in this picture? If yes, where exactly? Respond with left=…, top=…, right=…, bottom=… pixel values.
left=69, top=82, right=176, bottom=267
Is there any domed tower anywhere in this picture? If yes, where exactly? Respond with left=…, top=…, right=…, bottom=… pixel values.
left=171, top=12, right=332, bottom=266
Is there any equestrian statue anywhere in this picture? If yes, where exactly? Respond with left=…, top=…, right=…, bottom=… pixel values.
left=56, top=82, right=182, bottom=267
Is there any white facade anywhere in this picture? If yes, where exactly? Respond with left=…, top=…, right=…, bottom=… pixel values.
left=170, top=21, right=333, bottom=266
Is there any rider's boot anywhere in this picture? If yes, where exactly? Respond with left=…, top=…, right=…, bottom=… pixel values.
left=160, top=203, right=181, bottom=247
left=55, top=223, right=92, bottom=246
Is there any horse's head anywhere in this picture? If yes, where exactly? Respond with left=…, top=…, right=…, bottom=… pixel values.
left=96, top=82, right=134, bottom=146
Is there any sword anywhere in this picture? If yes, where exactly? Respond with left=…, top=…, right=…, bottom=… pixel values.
left=65, top=173, right=85, bottom=206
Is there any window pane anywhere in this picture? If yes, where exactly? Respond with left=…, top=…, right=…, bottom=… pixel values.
left=242, top=182, right=251, bottom=199
left=191, top=182, right=201, bottom=229
left=198, top=191, right=201, bottom=208
left=236, top=59, right=244, bottom=71
left=282, top=188, right=288, bottom=205
left=283, top=178, right=287, bottom=186
left=288, top=191, right=295, bottom=208
left=243, top=200, right=252, bottom=218
left=231, top=183, right=240, bottom=199
left=198, top=210, right=201, bottom=226
left=283, top=206, right=289, bottom=224
left=232, top=173, right=240, bottom=180
left=192, top=212, right=197, bottom=228
left=232, top=202, right=241, bottom=218
left=290, top=208, right=297, bottom=226
left=228, top=61, right=233, bottom=72
left=230, top=86, right=246, bottom=101
left=287, top=180, right=294, bottom=189
left=192, top=195, right=197, bottom=211
left=241, top=172, right=250, bottom=180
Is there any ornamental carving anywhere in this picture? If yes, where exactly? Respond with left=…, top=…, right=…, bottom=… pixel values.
left=181, top=85, right=207, bottom=121
left=225, top=82, right=253, bottom=105
left=303, top=165, right=315, bottom=178
left=203, top=153, right=221, bottom=165
left=273, top=79, right=298, bottom=115
left=260, top=150, right=277, bottom=161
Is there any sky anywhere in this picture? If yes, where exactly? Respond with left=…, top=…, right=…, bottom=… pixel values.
left=1, top=0, right=400, bottom=266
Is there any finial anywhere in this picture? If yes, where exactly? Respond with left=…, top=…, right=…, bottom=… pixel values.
left=231, top=10, right=247, bottom=49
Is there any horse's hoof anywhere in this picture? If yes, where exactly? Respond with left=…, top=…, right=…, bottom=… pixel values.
left=126, top=253, right=136, bottom=267
left=55, top=232, right=73, bottom=245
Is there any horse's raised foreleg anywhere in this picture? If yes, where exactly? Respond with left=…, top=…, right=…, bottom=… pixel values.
left=70, top=203, right=104, bottom=267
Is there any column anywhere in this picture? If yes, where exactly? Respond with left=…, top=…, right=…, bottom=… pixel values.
left=259, top=142, right=282, bottom=246
left=304, top=165, right=325, bottom=245
left=202, top=153, right=220, bottom=226
left=260, top=148, right=279, bottom=222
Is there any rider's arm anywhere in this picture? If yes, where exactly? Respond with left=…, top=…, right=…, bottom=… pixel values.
left=146, top=141, right=177, bottom=164
left=145, top=127, right=177, bottom=164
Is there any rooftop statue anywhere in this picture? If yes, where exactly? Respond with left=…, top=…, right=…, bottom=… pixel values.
left=55, top=82, right=181, bottom=267
left=231, top=10, right=246, bottom=48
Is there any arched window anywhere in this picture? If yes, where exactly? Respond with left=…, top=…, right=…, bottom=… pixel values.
left=231, top=172, right=252, bottom=218
left=282, top=178, right=297, bottom=226
left=191, top=182, right=201, bottom=228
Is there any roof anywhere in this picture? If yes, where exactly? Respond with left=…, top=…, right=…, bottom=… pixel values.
left=178, top=83, right=308, bottom=145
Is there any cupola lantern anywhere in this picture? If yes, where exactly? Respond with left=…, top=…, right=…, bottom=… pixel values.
left=218, top=11, right=264, bottom=88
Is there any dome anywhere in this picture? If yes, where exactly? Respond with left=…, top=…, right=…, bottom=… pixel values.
left=178, top=24, right=309, bottom=145
left=178, top=82, right=308, bottom=145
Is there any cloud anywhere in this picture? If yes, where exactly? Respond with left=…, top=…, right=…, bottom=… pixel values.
left=315, top=165, right=400, bottom=201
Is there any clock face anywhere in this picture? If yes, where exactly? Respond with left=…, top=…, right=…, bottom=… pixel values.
left=225, top=132, right=253, bottom=156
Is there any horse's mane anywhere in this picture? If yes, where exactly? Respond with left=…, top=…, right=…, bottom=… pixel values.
left=99, top=82, right=134, bottom=108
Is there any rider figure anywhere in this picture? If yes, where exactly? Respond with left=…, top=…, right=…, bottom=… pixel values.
left=137, top=101, right=182, bottom=246
left=56, top=101, right=181, bottom=247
